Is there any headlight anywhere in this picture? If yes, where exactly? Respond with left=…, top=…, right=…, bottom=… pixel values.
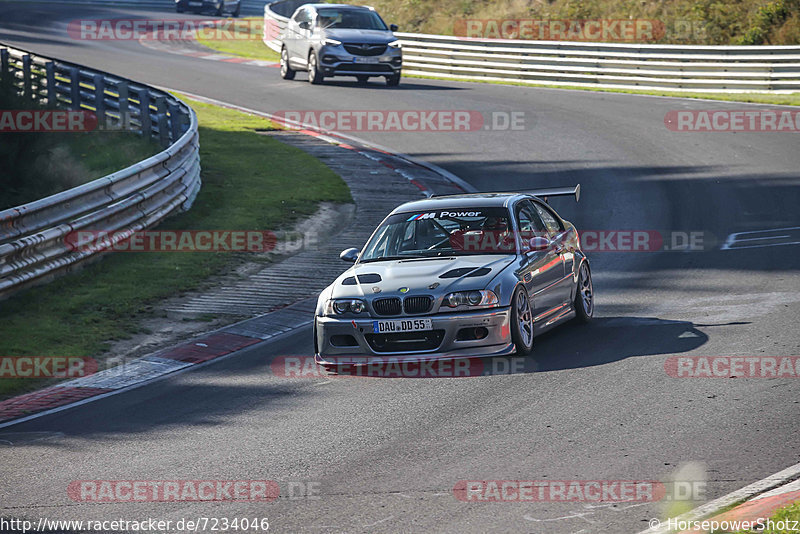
left=324, top=299, right=365, bottom=315
left=387, top=40, right=402, bottom=49
left=323, top=38, right=342, bottom=46
left=443, top=290, right=498, bottom=308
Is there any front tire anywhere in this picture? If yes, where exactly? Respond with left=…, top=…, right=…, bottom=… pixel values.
left=573, top=262, right=594, bottom=323
left=356, top=75, right=369, bottom=84
left=280, top=47, right=295, bottom=80
left=232, top=1, right=240, bottom=17
left=511, top=286, right=534, bottom=355
left=385, top=73, right=401, bottom=86
left=176, top=4, right=185, bottom=13
left=215, top=1, right=223, bottom=16
left=308, top=51, right=324, bottom=85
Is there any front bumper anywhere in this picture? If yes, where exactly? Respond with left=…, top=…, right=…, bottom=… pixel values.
left=315, top=307, right=514, bottom=365
left=317, top=45, right=402, bottom=78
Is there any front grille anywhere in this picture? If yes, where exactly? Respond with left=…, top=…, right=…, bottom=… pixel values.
left=365, top=330, right=445, bottom=353
left=344, top=43, right=387, bottom=56
left=334, top=63, right=393, bottom=73
left=373, top=297, right=401, bottom=316
left=403, top=295, right=433, bottom=314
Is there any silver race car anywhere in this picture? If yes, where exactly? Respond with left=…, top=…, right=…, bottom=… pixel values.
left=314, top=186, right=593, bottom=366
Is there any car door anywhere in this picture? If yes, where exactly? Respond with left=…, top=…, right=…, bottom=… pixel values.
left=515, top=200, right=565, bottom=321
left=532, top=200, right=574, bottom=306
left=287, top=7, right=312, bottom=66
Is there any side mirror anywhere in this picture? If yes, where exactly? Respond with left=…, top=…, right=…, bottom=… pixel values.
left=339, top=247, right=359, bottom=263
left=528, top=236, right=550, bottom=252
left=390, top=24, right=398, bottom=32
left=298, top=21, right=311, bottom=30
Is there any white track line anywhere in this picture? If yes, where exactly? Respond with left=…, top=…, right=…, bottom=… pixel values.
left=638, top=461, right=800, bottom=533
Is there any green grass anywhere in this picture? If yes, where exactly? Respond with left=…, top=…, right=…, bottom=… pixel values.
left=0, top=95, right=350, bottom=400
left=195, top=17, right=280, bottom=62
left=727, top=502, right=800, bottom=533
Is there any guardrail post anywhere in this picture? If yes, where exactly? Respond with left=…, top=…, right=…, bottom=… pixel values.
left=93, top=74, right=106, bottom=129
left=22, top=54, right=32, bottom=100
left=118, top=81, right=130, bottom=131
left=168, top=100, right=181, bottom=143
left=138, top=90, right=151, bottom=137
left=69, top=67, right=80, bottom=110
left=155, top=96, right=169, bottom=147
left=45, top=61, right=56, bottom=108
left=0, top=49, right=8, bottom=86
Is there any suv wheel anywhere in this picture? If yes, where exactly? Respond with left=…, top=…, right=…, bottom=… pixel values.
left=385, top=73, right=401, bottom=86
left=308, top=52, right=324, bottom=85
left=280, top=47, right=295, bottom=80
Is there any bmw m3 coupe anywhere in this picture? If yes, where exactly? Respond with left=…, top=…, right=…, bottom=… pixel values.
left=314, top=186, right=593, bottom=366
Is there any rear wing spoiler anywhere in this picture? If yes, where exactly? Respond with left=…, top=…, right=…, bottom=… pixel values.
left=527, top=184, right=580, bottom=204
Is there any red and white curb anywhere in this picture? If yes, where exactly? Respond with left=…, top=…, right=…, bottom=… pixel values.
left=138, top=29, right=279, bottom=68
left=642, top=462, right=800, bottom=533
left=0, top=333, right=260, bottom=427
left=164, top=89, right=474, bottom=197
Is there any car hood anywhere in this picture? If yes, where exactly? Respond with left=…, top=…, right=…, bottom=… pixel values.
left=321, top=28, right=396, bottom=44
left=329, top=255, right=514, bottom=299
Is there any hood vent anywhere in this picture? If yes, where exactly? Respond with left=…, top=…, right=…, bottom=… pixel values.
left=439, top=267, right=491, bottom=279
left=342, top=273, right=382, bottom=285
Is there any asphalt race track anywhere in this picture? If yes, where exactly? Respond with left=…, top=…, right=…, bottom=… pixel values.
left=1, top=4, right=799, bottom=533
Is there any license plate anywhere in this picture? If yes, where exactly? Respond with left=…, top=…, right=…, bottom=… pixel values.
left=354, top=57, right=380, bottom=64
left=188, top=1, right=202, bottom=5
left=373, top=319, right=432, bottom=334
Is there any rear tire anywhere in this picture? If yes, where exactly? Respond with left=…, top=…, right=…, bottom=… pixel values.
left=385, top=73, right=401, bottom=86
left=280, top=47, right=295, bottom=80
left=573, top=262, right=594, bottom=323
left=511, top=286, right=534, bottom=355
left=308, top=51, right=324, bottom=84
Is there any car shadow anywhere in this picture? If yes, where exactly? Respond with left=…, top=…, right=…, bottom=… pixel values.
left=306, top=78, right=467, bottom=91
left=323, top=316, right=709, bottom=378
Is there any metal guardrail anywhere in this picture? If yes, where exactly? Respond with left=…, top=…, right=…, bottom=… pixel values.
left=263, top=1, right=800, bottom=93
left=0, top=43, right=201, bottom=300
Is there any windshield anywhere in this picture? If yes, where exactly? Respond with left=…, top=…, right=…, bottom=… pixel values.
left=316, top=8, right=388, bottom=30
left=360, top=207, right=515, bottom=262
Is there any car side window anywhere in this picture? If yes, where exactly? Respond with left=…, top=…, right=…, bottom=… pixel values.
left=516, top=201, right=546, bottom=233
left=533, top=202, right=564, bottom=235
left=294, top=8, right=311, bottom=25
left=515, top=201, right=547, bottom=251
